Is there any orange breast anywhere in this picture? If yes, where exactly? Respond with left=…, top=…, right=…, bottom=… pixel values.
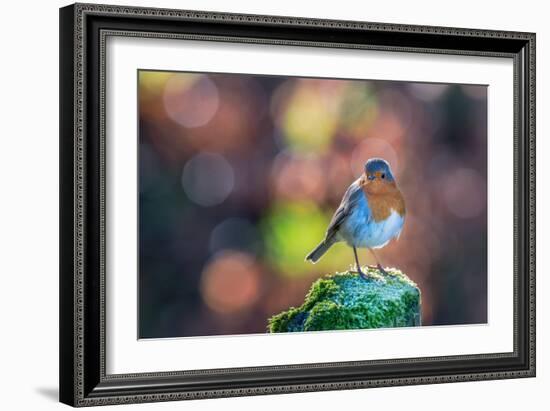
left=363, top=185, right=406, bottom=222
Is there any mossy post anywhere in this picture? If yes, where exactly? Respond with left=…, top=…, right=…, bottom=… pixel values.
left=268, top=268, right=421, bottom=332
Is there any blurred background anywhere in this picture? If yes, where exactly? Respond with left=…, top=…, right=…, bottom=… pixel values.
left=138, top=70, right=487, bottom=338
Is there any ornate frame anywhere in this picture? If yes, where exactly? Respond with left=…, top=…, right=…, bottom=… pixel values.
left=59, top=2, right=536, bottom=407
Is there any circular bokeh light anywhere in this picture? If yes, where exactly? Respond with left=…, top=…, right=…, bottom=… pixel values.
left=443, top=168, right=486, bottom=219
left=200, top=251, right=261, bottom=314
left=164, top=74, right=219, bottom=128
left=181, top=152, right=234, bottom=207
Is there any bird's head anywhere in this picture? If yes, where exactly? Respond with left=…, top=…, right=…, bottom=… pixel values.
left=362, top=158, right=396, bottom=193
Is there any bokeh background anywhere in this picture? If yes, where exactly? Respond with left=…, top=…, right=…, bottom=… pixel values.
left=138, top=70, right=487, bottom=338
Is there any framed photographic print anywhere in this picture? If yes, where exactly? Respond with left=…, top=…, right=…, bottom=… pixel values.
left=59, top=2, right=536, bottom=407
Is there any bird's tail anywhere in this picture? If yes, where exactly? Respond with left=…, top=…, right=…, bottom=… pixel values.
left=305, top=237, right=336, bottom=263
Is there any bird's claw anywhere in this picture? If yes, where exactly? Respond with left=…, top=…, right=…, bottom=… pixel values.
left=376, top=264, right=389, bottom=276
left=352, top=263, right=388, bottom=278
left=350, top=267, right=370, bottom=281
left=362, top=264, right=388, bottom=275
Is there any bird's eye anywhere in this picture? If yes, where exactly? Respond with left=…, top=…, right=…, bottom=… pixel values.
left=381, top=173, right=386, bottom=179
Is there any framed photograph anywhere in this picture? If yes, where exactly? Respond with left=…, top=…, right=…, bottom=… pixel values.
left=59, top=3, right=535, bottom=407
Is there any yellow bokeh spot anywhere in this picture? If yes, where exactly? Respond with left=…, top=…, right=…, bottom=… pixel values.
left=339, top=83, right=379, bottom=139
left=281, top=88, right=338, bottom=153
left=139, top=71, right=201, bottom=99
left=138, top=71, right=172, bottom=95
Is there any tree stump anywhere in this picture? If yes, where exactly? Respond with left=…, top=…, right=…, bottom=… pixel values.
left=268, top=268, right=421, bottom=332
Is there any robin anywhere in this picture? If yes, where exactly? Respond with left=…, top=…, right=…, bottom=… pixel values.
left=305, top=158, right=405, bottom=278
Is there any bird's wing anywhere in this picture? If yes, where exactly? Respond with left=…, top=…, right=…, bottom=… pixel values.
left=325, top=179, right=366, bottom=239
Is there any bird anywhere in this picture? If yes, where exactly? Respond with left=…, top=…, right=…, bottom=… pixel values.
left=305, top=158, right=405, bottom=279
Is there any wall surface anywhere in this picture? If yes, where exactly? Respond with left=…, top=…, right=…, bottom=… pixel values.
left=0, top=0, right=546, bottom=409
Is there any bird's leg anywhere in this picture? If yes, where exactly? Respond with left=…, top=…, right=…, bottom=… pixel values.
left=352, top=246, right=368, bottom=280
left=368, top=248, right=389, bottom=276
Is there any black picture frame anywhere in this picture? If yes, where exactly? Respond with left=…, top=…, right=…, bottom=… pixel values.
left=59, top=3, right=536, bottom=407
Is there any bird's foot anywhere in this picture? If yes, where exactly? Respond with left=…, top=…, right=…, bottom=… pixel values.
left=350, top=267, right=370, bottom=281
left=376, top=263, right=389, bottom=276
left=366, top=264, right=389, bottom=275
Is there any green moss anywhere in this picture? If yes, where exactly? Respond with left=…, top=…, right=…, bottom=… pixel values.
left=267, top=267, right=421, bottom=333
